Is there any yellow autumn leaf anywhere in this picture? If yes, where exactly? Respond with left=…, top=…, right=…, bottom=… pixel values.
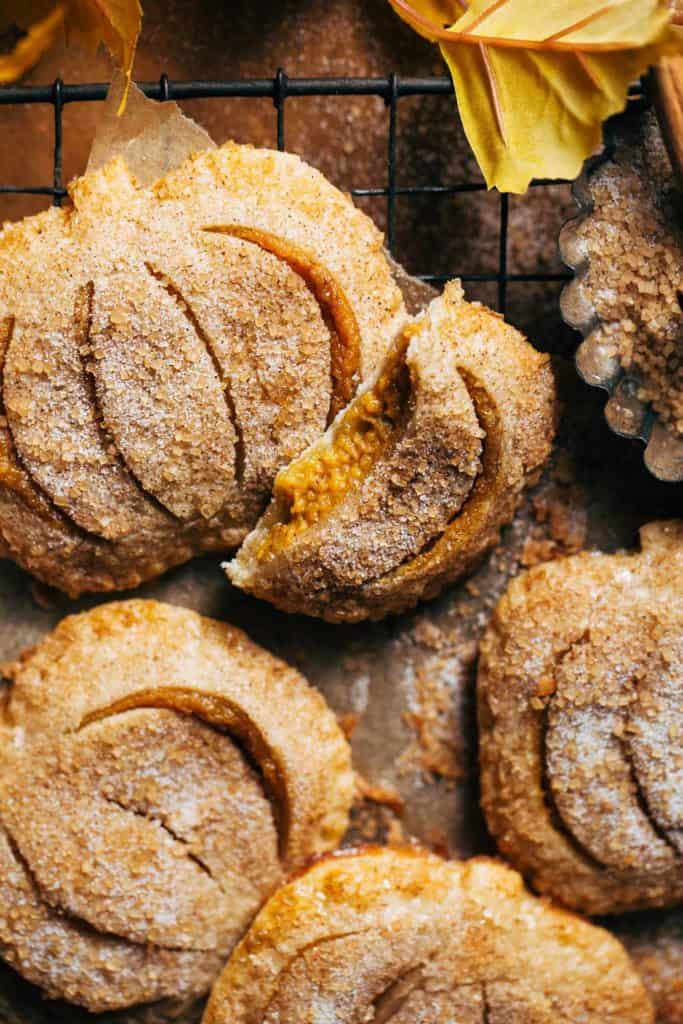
left=67, top=0, right=141, bottom=110
left=1, top=0, right=141, bottom=112
left=389, top=0, right=682, bottom=192
left=399, top=0, right=466, bottom=40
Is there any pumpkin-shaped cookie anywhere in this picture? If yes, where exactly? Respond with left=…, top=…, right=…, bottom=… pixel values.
left=204, top=847, right=653, bottom=1023
left=0, top=600, right=353, bottom=1011
left=0, top=145, right=404, bottom=595
left=478, top=520, right=683, bottom=914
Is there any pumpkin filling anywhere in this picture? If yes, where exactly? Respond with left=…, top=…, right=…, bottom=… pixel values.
left=260, top=333, right=411, bottom=556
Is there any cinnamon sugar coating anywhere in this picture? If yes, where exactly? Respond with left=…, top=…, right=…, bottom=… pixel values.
left=203, top=847, right=653, bottom=1024
left=227, top=281, right=556, bottom=621
left=563, top=111, right=683, bottom=434
left=478, top=520, right=683, bottom=915
left=0, top=600, right=353, bottom=1011
left=0, top=145, right=405, bottom=595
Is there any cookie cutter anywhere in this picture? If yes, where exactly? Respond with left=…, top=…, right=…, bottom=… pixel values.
left=559, top=107, right=683, bottom=484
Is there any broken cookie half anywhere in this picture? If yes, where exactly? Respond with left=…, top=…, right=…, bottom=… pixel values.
left=226, top=282, right=557, bottom=622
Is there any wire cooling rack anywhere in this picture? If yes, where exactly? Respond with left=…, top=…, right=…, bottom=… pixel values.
left=0, top=72, right=646, bottom=318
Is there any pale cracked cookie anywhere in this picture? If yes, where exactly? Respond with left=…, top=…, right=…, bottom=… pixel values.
left=478, top=519, right=683, bottom=915
left=0, top=145, right=405, bottom=596
left=203, top=847, right=654, bottom=1024
left=0, top=600, right=354, bottom=1011
left=227, top=281, right=556, bottom=621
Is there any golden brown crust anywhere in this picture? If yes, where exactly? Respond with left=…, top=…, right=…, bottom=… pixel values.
left=4, top=291, right=176, bottom=542
left=0, top=600, right=353, bottom=1011
left=0, top=822, right=224, bottom=1014
left=203, top=847, right=653, bottom=1024
left=155, top=144, right=404, bottom=380
left=0, top=318, right=199, bottom=596
left=86, top=270, right=240, bottom=523
left=227, top=282, right=556, bottom=621
left=0, top=146, right=405, bottom=595
left=478, top=520, right=683, bottom=915
left=148, top=230, right=333, bottom=512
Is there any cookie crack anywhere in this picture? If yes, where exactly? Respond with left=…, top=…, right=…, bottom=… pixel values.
left=540, top=631, right=608, bottom=874
left=540, top=705, right=607, bottom=872
left=483, top=982, right=491, bottom=1024
left=620, top=734, right=682, bottom=860
left=75, top=282, right=181, bottom=527
left=261, top=930, right=366, bottom=1021
left=76, top=693, right=288, bottom=862
left=369, top=362, right=486, bottom=580
left=371, top=974, right=493, bottom=1022
left=371, top=964, right=424, bottom=1023
left=144, top=262, right=245, bottom=487
left=0, top=818, right=216, bottom=955
left=544, top=632, right=682, bottom=874
left=96, top=790, right=222, bottom=890
left=0, top=316, right=110, bottom=548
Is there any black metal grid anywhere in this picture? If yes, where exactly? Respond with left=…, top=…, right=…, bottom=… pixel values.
left=0, top=72, right=645, bottom=316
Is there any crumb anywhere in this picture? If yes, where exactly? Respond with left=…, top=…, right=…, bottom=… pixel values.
left=522, top=472, right=588, bottom=567
left=521, top=536, right=562, bottom=567
left=411, top=618, right=444, bottom=650
left=353, top=771, right=405, bottom=816
left=397, top=662, right=470, bottom=782
left=344, top=782, right=406, bottom=848
left=536, top=675, right=556, bottom=697
left=337, top=711, right=360, bottom=740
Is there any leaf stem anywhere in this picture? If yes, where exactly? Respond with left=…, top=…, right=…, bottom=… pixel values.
left=479, top=42, right=508, bottom=147
left=467, top=0, right=512, bottom=34
left=544, top=6, right=615, bottom=43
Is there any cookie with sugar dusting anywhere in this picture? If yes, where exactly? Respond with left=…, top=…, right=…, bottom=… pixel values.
left=478, top=519, right=683, bottom=915
left=560, top=109, right=683, bottom=479
left=0, top=599, right=353, bottom=1012
left=0, top=144, right=404, bottom=596
left=227, top=282, right=556, bottom=622
left=203, top=847, right=653, bottom=1024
